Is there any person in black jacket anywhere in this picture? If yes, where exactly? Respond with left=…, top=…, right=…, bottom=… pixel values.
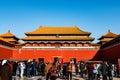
left=26, top=60, right=31, bottom=77
left=12, top=61, right=18, bottom=76
left=1, top=60, right=12, bottom=80
left=0, top=61, right=2, bottom=78
left=101, top=61, right=108, bottom=80
left=107, top=62, right=113, bottom=80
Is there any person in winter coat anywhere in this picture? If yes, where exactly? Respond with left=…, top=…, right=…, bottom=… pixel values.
left=44, top=63, right=52, bottom=80
left=12, top=61, right=18, bottom=76
left=67, top=63, right=72, bottom=80
left=0, top=61, right=2, bottom=80
left=80, top=61, right=86, bottom=78
left=31, top=59, right=37, bottom=76
left=19, top=62, right=25, bottom=79
left=87, top=63, right=94, bottom=80
left=49, top=63, right=57, bottom=80
left=62, top=63, right=68, bottom=79
left=1, top=60, right=12, bottom=80
left=26, top=60, right=31, bottom=77
left=101, top=61, right=108, bottom=80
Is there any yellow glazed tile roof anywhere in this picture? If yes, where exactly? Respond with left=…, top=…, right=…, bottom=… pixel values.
left=21, top=36, right=94, bottom=41
left=0, top=30, right=19, bottom=39
left=25, top=26, right=91, bottom=35
left=98, top=30, right=118, bottom=40
left=0, top=37, right=10, bottom=43
left=100, top=38, right=113, bottom=42
left=103, top=30, right=118, bottom=37
left=98, top=38, right=113, bottom=44
left=7, top=39, right=17, bottom=42
left=0, top=30, right=14, bottom=37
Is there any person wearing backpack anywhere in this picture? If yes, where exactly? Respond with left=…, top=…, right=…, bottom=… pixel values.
left=49, top=63, right=57, bottom=80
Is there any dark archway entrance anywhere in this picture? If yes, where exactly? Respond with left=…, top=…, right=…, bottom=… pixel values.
left=70, top=58, right=76, bottom=64
left=38, top=58, right=44, bottom=62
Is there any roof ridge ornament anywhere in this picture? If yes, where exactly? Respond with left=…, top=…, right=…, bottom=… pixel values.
left=8, top=30, right=10, bottom=32
left=108, top=29, right=110, bottom=32
left=74, top=25, right=78, bottom=28
left=40, top=25, right=43, bottom=27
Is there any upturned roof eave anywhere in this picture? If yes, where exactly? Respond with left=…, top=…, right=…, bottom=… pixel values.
left=21, top=38, right=94, bottom=41
left=25, top=32, right=91, bottom=35
left=0, top=30, right=19, bottom=40
left=98, top=35, right=118, bottom=40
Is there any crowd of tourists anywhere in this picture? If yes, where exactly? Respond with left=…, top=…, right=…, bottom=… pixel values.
left=0, top=59, right=119, bottom=80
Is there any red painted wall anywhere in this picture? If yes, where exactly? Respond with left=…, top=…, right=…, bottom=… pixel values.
left=0, top=45, right=99, bottom=62
left=13, top=49, right=98, bottom=62
left=0, top=46, right=12, bottom=59
left=103, top=44, right=120, bottom=62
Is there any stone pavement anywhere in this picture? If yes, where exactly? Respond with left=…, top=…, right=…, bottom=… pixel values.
left=12, top=75, right=120, bottom=80
left=12, top=76, right=85, bottom=80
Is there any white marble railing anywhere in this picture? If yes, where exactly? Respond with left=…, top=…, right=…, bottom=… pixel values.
left=60, top=46, right=94, bottom=48
left=0, top=44, right=99, bottom=50
left=22, top=46, right=56, bottom=49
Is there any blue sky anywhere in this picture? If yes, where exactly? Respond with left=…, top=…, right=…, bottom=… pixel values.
left=0, top=0, right=120, bottom=43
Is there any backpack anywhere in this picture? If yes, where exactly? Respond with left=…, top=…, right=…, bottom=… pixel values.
left=49, top=66, right=57, bottom=77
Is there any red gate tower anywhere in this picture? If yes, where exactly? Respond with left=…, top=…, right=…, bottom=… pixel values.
left=20, top=26, right=98, bottom=62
